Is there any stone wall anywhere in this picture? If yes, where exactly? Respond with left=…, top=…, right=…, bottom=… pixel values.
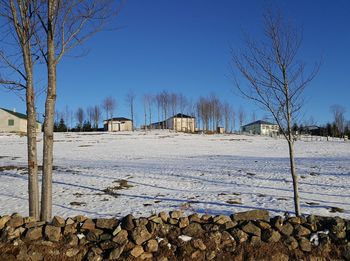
left=0, top=210, right=349, bottom=260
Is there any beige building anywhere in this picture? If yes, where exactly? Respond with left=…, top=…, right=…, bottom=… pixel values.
left=0, top=108, right=41, bottom=133
left=166, top=113, right=196, bottom=133
left=242, top=120, right=279, bottom=136
left=104, top=117, right=133, bottom=132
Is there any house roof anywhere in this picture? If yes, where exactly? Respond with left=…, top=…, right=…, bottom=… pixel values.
left=0, top=107, right=28, bottom=120
left=171, top=113, right=195, bottom=119
left=242, top=120, right=277, bottom=127
left=105, top=117, right=132, bottom=122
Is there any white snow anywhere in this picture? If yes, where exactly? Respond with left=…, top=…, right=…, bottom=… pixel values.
left=0, top=130, right=349, bottom=219
left=178, top=235, right=192, bottom=242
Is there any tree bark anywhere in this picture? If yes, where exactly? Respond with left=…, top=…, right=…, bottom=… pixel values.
left=287, top=140, right=300, bottom=216
left=41, top=0, right=57, bottom=222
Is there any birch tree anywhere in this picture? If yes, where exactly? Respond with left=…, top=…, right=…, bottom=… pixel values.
left=125, top=90, right=136, bottom=131
left=0, top=0, right=40, bottom=220
left=231, top=10, right=319, bottom=216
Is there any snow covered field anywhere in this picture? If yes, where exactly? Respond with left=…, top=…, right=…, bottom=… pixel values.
left=0, top=130, right=349, bottom=219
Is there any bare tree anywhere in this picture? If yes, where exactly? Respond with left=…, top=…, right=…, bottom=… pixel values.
left=35, top=0, right=120, bottom=221
left=223, top=102, right=232, bottom=133
left=125, top=90, right=136, bottom=131
left=0, top=1, right=40, bottom=220
left=330, top=105, right=346, bottom=136
left=86, top=106, right=94, bottom=126
left=103, top=96, right=117, bottom=130
left=92, top=105, right=101, bottom=129
left=251, top=111, right=257, bottom=122
left=75, top=108, right=84, bottom=130
left=231, top=10, right=319, bottom=216
left=238, top=106, right=245, bottom=131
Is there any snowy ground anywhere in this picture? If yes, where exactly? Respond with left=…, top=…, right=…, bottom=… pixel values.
left=0, top=130, right=349, bottom=219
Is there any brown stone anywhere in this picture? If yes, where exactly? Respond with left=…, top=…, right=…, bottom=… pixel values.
left=294, top=225, right=311, bottom=238
left=145, top=239, right=158, bottom=252
left=25, top=221, right=46, bottom=229
left=131, top=226, right=152, bottom=245
left=6, top=217, right=24, bottom=228
left=109, top=244, right=126, bottom=260
left=66, top=218, right=75, bottom=225
left=121, top=214, right=135, bottom=231
left=25, top=227, right=43, bottom=241
left=231, top=228, right=248, bottom=243
left=288, top=216, right=301, bottom=225
left=66, top=248, right=80, bottom=258
left=0, top=216, right=11, bottom=229
left=280, top=223, right=294, bottom=236
left=112, top=229, right=128, bottom=245
left=182, top=222, right=204, bottom=237
left=86, top=229, right=104, bottom=242
left=96, top=218, right=118, bottom=230
left=81, top=219, right=96, bottom=230
left=45, top=225, right=61, bottom=242
left=261, top=229, right=281, bottom=243
left=299, top=237, right=312, bottom=252
left=52, top=216, right=65, bottom=227
left=169, top=211, right=182, bottom=219
left=242, top=222, right=261, bottom=237
left=179, top=217, right=189, bottom=228
left=130, top=245, right=144, bottom=257
left=233, top=210, right=269, bottom=222
left=73, top=215, right=87, bottom=223
left=140, top=252, right=153, bottom=260
left=192, top=238, right=206, bottom=251
left=213, top=215, right=231, bottom=225
left=158, top=211, right=169, bottom=222
left=66, top=234, right=79, bottom=246
left=284, top=236, right=298, bottom=250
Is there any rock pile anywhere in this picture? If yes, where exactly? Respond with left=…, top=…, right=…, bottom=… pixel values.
left=0, top=210, right=349, bottom=260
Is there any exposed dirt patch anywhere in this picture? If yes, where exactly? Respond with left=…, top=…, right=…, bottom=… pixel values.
left=329, top=206, right=344, bottom=213
left=69, top=201, right=87, bottom=207
left=306, top=202, right=320, bottom=206
left=226, top=198, right=242, bottom=204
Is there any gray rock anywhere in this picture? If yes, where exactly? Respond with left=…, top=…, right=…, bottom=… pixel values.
left=233, top=210, right=269, bottom=222
left=242, top=222, right=261, bottom=237
left=45, top=225, right=61, bottom=242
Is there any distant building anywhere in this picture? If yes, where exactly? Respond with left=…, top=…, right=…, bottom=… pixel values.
left=217, top=127, right=225, bottom=134
left=0, top=108, right=41, bottom=133
left=242, top=120, right=279, bottom=136
left=104, top=117, right=132, bottom=132
left=299, top=125, right=321, bottom=136
left=150, top=113, right=196, bottom=133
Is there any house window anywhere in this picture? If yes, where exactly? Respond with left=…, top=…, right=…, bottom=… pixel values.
left=8, top=119, right=14, bottom=126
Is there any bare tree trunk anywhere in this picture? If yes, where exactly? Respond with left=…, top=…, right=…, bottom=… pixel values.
left=41, top=0, right=56, bottom=221
left=287, top=140, right=300, bottom=216
left=26, top=74, right=39, bottom=220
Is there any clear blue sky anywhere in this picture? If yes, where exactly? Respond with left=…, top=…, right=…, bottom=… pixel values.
left=1, top=0, right=349, bottom=127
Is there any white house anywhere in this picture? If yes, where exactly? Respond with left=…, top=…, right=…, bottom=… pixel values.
left=150, top=113, right=196, bottom=133
left=242, top=120, right=279, bottom=136
left=0, top=108, right=41, bottom=133
left=104, top=117, right=133, bottom=132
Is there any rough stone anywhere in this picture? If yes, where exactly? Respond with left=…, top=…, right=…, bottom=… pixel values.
left=25, top=227, right=43, bottom=241
left=66, top=234, right=79, bottom=246
left=299, top=237, right=312, bottom=252
left=280, top=223, right=294, bottom=236
left=233, top=210, right=269, bottom=222
left=242, top=222, right=261, bottom=237
left=131, top=226, right=152, bottom=245
left=158, top=211, right=169, bottom=222
left=96, top=218, right=118, bottom=230
left=284, top=236, right=299, bottom=250
left=6, top=217, right=24, bottom=228
left=73, top=215, right=87, bottom=223
left=250, top=235, right=261, bottom=246
left=63, top=224, right=77, bottom=235
left=170, top=211, right=182, bottom=219
left=109, top=244, right=126, bottom=260
left=121, top=214, right=135, bottom=231
left=148, top=215, right=163, bottom=224
left=294, top=225, right=311, bottom=238
left=140, top=252, right=153, bottom=260
left=192, top=238, right=206, bottom=251
left=66, top=218, right=75, bottom=225
left=213, top=215, right=231, bottom=225
left=81, top=219, right=96, bottom=230
left=182, top=222, right=204, bottom=237
left=256, top=221, right=271, bottom=230
left=52, top=216, right=65, bottom=227
left=223, top=221, right=237, bottom=230
left=86, top=229, right=104, bottom=242
left=25, top=221, right=46, bottom=229
left=231, top=228, right=248, bottom=243
left=261, top=229, right=281, bottom=243
left=66, top=248, right=80, bottom=257
left=45, top=225, right=61, bottom=242
left=130, top=245, right=144, bottom=257
left=145, top=239, right=158, bottom=252
left=288, top=216, right=301, bottom=225
left=179, top=217, right=189, bottom=228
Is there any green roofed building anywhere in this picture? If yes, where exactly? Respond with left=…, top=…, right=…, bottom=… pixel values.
left=0, top=108, right=41, bottom=133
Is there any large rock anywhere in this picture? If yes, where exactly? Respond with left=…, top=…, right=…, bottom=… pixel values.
left=170, top=211, right=183, bottom=219
left=131, top=226, right=152, bottom=245
left=294, top=225, right=311, bottom=238
left=121, top=214, right=135, bottom=231
left=109, top=244, right=126, bottom=260
left=52, top=216, right=65, bottom=227
left=299, top=237, right=312, bottom=252
left=86, top=229, right=104, bottom=242
left=6, top=217, right=24, bottom=228
left=81, top=219, right=96, bottom=230
left=130, top=245, right=144, bottom=258
left=280, top=223, right=294, bottom=236
left=179, top=217, right=189, bottom=228
left=261, top=229, right=281, bottom=243
left=0, top=216, right=11, bottom=229
left=242, top=222, right=261, bottom=237
left=213, top=215, right=231, bottom=225
left=231, top=228, right=248, bottom=243
left=233, top=210, right=269, bottom=222
left=25, top=227, right=43, bottom=241
left=192, top=239, right=206, bottom=251
left=45, top=225, right=61, bottom=242
left=182, top=222, right=204, bottom=237
left=96, top=218, right=118, bottom=230
left=145, top=239, right=158, bottom=252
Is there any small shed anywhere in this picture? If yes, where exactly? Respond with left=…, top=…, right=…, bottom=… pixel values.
left=103, top=117, right=132, bottom=132
left=217, top=127, right=225, bottom=134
